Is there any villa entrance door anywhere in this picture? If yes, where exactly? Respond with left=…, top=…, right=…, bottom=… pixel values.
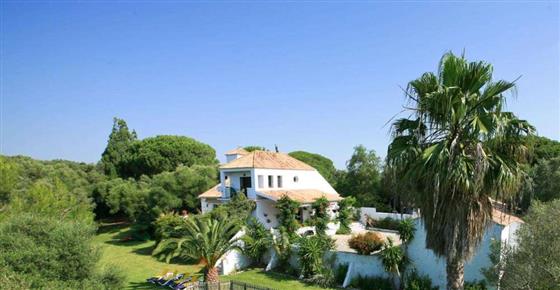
left=240, top=176, right=252, bottom=196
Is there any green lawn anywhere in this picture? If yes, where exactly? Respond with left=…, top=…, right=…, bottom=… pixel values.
left=224, top=269, right=337, bottom=290
left=94, top=223, right=337, bottom=290
left=94, top=223, right=204, bottom=289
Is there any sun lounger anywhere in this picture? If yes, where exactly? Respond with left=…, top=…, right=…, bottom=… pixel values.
left=170, top=277, right=192, bottom=289
left=147, top=272, right=174, bottom=284
left=160, top=273, right=184, bottom=287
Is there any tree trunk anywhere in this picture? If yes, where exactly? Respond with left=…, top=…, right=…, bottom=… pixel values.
left=446, top=256, right=464, bottom=290
left=206, top=267, right=219, bottom=283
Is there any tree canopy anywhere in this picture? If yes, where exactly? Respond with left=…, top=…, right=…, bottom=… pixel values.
left=119, top=135, right=218, bottom=179
left=497, top=200, right=560, bottom=289
left=100, top=117, right=137, bottom=178
left=289, top=151, right=337, bottom=185
left=336, top=145, right=388, bottom=209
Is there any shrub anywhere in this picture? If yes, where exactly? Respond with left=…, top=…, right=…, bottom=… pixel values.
left=348, top=232, right=384, bottom=255
left=310, top=197, right=331, bottom=235
left=0, top=213, right=125, bottom=289
left=297, top=235, right=334, bottom=278
left=350, top=275, right=393, bottom=290
left=404, top=270, right=438, bottom=290
left=153, top=212, right=188, bottom=242
left=337, top=197, right=356, bottom=234
left=366, top=216, right=401, bottom=231
left=241, top=217, right=273, bottom=266
left=336, top=225, right=352, bottom=235
left=464, top=281, right=488, bottom=290
left=334, top=263, right=349, bottom=285
left=275, top=195, right=301, bottom=239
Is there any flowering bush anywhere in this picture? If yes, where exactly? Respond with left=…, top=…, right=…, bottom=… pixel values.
left=348, top=232, right=384, bottom=255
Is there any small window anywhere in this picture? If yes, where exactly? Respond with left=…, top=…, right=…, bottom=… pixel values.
left=293, top=176, right=299, bottom=183
left=277, top=176, right=283, bottom=188
left=268, top=175, right=274, bottom=188
left=258, top=175, right=264, bottom=188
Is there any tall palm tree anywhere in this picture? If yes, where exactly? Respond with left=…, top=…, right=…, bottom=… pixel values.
left=153, top=217, right=240, bottom=283
left=387, top=52, right=534, bottom=290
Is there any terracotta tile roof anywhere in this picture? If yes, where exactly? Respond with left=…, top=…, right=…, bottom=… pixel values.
left=198, top=184, right=221, bottom=198
left=220, top=151, right=316, bottom=171
left=225, top=147, right=249, bottom=155
left=492, top=204, right=524, bottom=226
left=257, top=189, right=342, bottom=204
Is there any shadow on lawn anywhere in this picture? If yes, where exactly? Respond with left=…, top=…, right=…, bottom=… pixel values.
left=127, top=281, right=160, bottom=289
left=238, top=269, right=331, bottom=289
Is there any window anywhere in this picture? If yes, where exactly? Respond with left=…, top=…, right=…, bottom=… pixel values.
left=293, top=176, right=299, bottom=183
left=268, top=175, right=274, bottom=188
left=258, top=175, right=264, bottom=188
left=277, top=176, right=283, bottom=188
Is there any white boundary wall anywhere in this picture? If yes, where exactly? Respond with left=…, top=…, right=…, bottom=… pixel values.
left=359, top=207, right=418, bottom=224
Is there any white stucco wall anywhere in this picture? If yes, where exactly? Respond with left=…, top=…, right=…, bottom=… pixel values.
left=217, top=230, right=252, bottom=275
left=252, top=168, right=337, bottom=194
left=200, top=198, right=221, bottom=214
left=359, top=207, right=417, bottom=224
left=501, top=221, right=522, bottom=249
left=255, top=197, right=280, bottom=229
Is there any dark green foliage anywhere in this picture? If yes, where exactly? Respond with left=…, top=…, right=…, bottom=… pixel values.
left=296, top=234, right=335, bottom=279
left=100, top=117, right=137, bottom=178
left=310, top=197, right=330, bottom=235
left=271, top=229, right=293, bottom=273
left=0, top=214, right=125, bottom=289
left=334, top=263, right=349, bottom=285
left=244, top=146, right=267, bottom=152
left=336, top=145, right=390, bottom=209
left=398, top=218, right=416, bottom=245
left=120, top=135, right=218, bottom=179
left=336, top=196, right=356, bottom=234
left=350, top=275, right=393, bottom=290
left=0, top=157, right=19, bottom=206
left=464, top=281, right=487, bottom=290
left=404, top=271, right=438, bottom=290
left=94, top=165, right=217, bottom=233
left=498, top=200, right=560, bottom=289
left=7, top=179, right=95, bottom=224
left=275, top=195, right=301, bottom=238
left=366, top=217, right=401, bottom=231
left=348, top=232, right=384, bottom=255
left=241, top=217, right=273, bottom=266
left=288, top=151, right=337, bottom=185
left=527, top=135, right=560, bottom=164
left=92, top=177, right=147, bottom=219
left=532, top=157, right=560, bottom=202
left=207, top=193, right=256, bottom=225
left=153, top=212, right=189, bottom=242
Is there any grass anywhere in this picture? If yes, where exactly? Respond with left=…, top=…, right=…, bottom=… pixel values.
left=93, top=222, right=203, bottom=289
left=224, top=269, right=338, bottom=290
left=94, top=223, right=338, bottom=290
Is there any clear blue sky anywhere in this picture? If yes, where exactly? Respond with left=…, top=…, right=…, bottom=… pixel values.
left=1, top=2, right=559, bottom=168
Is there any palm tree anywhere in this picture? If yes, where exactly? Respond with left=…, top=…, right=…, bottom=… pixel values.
left=153, top=217, right=240, bottom=283
left=387, top=52, right=534, bottom=290
left=241, top=217, right=273, bottom=266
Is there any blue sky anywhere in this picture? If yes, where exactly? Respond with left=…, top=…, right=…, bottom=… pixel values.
left=1, top=2, right=559, bottom=168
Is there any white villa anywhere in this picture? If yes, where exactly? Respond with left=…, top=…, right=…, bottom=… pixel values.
left=198, top=148, right=342, bottom=228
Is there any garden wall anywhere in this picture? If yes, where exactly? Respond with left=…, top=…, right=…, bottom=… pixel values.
left=359, top=207, right=418, bottom=224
